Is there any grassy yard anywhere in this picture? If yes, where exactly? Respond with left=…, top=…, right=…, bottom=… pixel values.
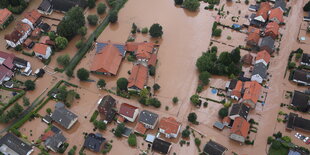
left=268, top=145, right=289, bottom=155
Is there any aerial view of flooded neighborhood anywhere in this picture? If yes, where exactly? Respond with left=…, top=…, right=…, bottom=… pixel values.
left=0, top=0, right=310, bottom=154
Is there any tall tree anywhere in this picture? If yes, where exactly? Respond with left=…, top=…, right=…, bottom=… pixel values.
left=231, top=48, right=241, bottom=63
left=149, top=23, right=163, bottom=38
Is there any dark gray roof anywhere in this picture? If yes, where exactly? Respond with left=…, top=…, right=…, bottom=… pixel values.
left=293, top=70, right=310, bottom=84
left=38, top=0, right=52, bottom=12
left=51, top=0, right=87, bottom=12
left=274, top=0, right=287, bottom=12
left=0, top=133, right=33, bottom=155
left=83, top=133, right=105, bottom=152
left=286, top=113, right=310, bottom=132
left=13, top=57, right=28, bottom=67
left=301, top=53, right=310, bottom=65
left=203, top=140, right=227, bottom=155
left=228, top=79, right=238, bottom=90
left=51, top=126, right=61, bottom=134
left=291, top=91, right=310, bottom=112
left=51, top=102, right=77, bottom=129
left=138, top=110, right=158, bottom=126
left=44, top=133, right=66, bottom=152
left=249, top=5, right=259, bottom=11
left=98, top=95, right=116, bottom=122
left=122, top=127, right=132, bottom=137
left=43, top=115, right=53, bottom=123
left=250, top=13, right=265, bottom=27
left=252, top=62, right=267, bottom=79
left=152, top=138, right=171, bottom=154
left=259, top=36, right=275, bottom=52
left=288, top=150, right=301, bottom=155
left=229, top=104, right=250, bottom=120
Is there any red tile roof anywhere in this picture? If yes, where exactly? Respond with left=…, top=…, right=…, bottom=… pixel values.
left=0, top=65, right=14, bottom=80
left=230, top=117, right=250, bottom=138
left=135, top=122, right=147, bottom=134
left=117, top=116, right=125, bottom=123
left=24, top=38, right=33, bottom=47
left=125, top=42, right=140, bottom=52
left=269, top=8, right=284, bottom=23
left=159, top=117, right=181, bottom=134
left=23, top=10, right=42, bottom=24
left=31, top=27, right=41, bottom=37
left=0, top=8, right=12, bottom=25
left=265, top=22, right=280, bottom=39
left=148, top=53, right=157, bottom=66
left=33, top=43, right=49, bottom=55
left=128, top=64, right=148, bottom=90
left=256, top=50, right=271, bottom=64
left=222, top=116, right=231, bottom=124
left=0, top=51, right=15, bottom=59
left=119, top=103, right=138, bottom=118
left=15, top=22, right=31, bottom=34
left=248, top=26, right=260, bottom=34
left=136, top=42, right=154, bottom=59
left=231, top=80, right=243, bottom=98
left=247, top=32, right=260, bottom=44
left=243, top=81, right=262, bottom=104
left=90, top=43, right=123, bottom=75
left=256, top=2, right=271, bottom=21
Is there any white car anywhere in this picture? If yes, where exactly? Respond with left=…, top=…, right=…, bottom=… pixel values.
left=295, top=133, right=301, bottom=139
left=304, top=137, right=309, bottom=143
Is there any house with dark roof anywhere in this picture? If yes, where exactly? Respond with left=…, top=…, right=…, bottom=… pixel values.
left=38, top=0, right=87, bottom=14
left=292, top=70, right=310, bottom=86
left=0, top=8, right=13, bottom=30
left=13, top=57, right=32, bottom=76
left=152, top=138, right=172, bottom=154
left=301, top=53, right=310, bottom=66
left=90, top=42, right=125, bottom=76
left=265, top=22, right=280, bottom=39
left=51, top=102, right=78, bottom=129
left=229, top=103, right=250, bottom=120
left=225, top=79, right=238, bottom=91
left=250, top=13, right=265, bottom=27
left=0, top=133, right=34, bottom=155
left=127, top=64, right=148, bottom=92
left=44, top=132, right=66, bottom=152
left=249, top=4, right=259, bottom=12
left=118, top=103, right=139, bottom=122
left=138, top=110, right=159, bottom=129
left=259, top=36, right=275, bottom=54
left=240, top=81, right=262, bottom=108
left=274, top=0, right=287, bottom=12
left=158, top=117, right=181, bottom=138
left=230, top=117, right=250, bottom=143
left=38, top=0, right=53, bottom=15
left=251, top=62, right=268, bottom=84
left=203, top=140, right=227, bottom=155
left=291, top=91, right=310, bottom=112
left=286, top=113, right=310, bottom=132
left=83, top=133, right=106, bottom=153
left=97, top=95, right=117, bottom=123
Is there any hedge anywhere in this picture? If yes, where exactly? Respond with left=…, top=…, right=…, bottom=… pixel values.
left=0, top=87, right=25, bottom=112
left=22, top=51, right=35, bottom=57
left=90, top=110, right=99, bottom=122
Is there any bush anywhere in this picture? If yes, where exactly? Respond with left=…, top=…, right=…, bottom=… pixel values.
left=203, top=102, right=208, bottom=107
left=77, top=68, right=89, bottom=81
left=128, top=134, right=137, bottom=147
left=97, top=79, right=106, bottom=88
left=93, top=120, right=106, bottom=130
left=174, top=0, right=183, bottom=5
left=57, top=54, right=70, bottom=66
left=78, top=26, right=87, bottom=36
left=141, top=27, right=148, bottom=34
left=46, top=108, right=52, bottom=114
left=267, top=136, right=274, bottom=144
left=218, top=107, right=228, bottom=118
left=109, top=10, right=118, bottom=23
left=25, top=80, right=35, bottom=91
left=271, top=140, right=282, bottom=150
left=183, top=0, right=200, bottom=11
left=55, top=36, right=69, bottom=50
left=188, top=112, right=197, bottom=123
left=23, top=97, right=30, bottom=106
left=90, top=110, right=99, bottom=122
left=153, top=83, right=160, bottom=91
left=172, top=97, right=179, bottom=104
left=75, top=40, right=85, bottom=49
left=303, top=1, right=310, bottom=12
left=117, top=78, right=128, bottom=91
left=148, top=98, right=161, bottom=108
left=88, top=0, right=96, bottom=8
left=288, top=62, right=296, bottom=69
left=97, top=3, right=107, bottom=14
left=212, top=29, right=222, bottom=37
left=190, top=94, right=201, bottom=106
left=182, top=127, right=190, bottom=138
left=149, top=66, right=156, bottom=76
left=66, top=69, right=73, bottom=77
left=196, top=85, right=203, bottom=93
left=149, top=23, right=163, bottom=38
left=195, top=138, right=201, bottom=147
left=114, top=123, right=125, bottom=137
left=87, top=15, right=98, bottom=25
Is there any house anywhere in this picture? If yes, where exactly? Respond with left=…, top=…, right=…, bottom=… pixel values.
left=38, top=0, right=53, bottom=15
left=148, top=53, right=157, bottom=67
left=240, top=81, right=262, bottom=108
left=229, top=103, right=250, bottom=120
left=265, top=22, right=280, bottom=39
left=33, top=43, right=52, bottom=59
left=44, top=132, right=66, bottom=152
left=51, top=0, right=87, bottom=13
left=5, top=22, right=32, bottom=48
left=13, top=57, right=32, bottom=76
left=0, top=65, right=14, bottom=85
left=0, top=133, right=34, bottom=155
left=152, top=138, right=172, bottom=154
left=254, top=2, right=271, bottom=23
left=249, top=4, right=259, bottom=12
left=301, top=53, right=310, bottom=66
left=250, top=13, right=265, bottom=27
left=291, top=91, right=310, bottom=112
left=50, top=102, right=78, bottom=129
left=138, top=110, right=159, bottom=129
left=90, top=42, right=125, bottom=76
left=242, top=53, right=253, bottom=65
left=158, top=117, right=181, bottom=138
left=22, top=10, right=42, bottom=29
left=229, top=117, right=250, bottom=143
left=203, top=140, right=227, bottom=155
left=230, top=80, right=243, bottom=100
left=97, top=95, right=117, bottom=123
left=288, top=150, right=302, bottom=155
left=135, top=122, right=147, bottom=134
left=38, top=23, right=51, bottom=32
left=225, top=79, right=238, bottom=91
left=145, top=134, right=156, bottom=143
left=30, top=27, right=41, bottom=39
left=274, top=0, right=287, bottom=12
left=118, top=103, right=139, bottom=122
left=269, top=8, right=284, bottom=24
left=247, top=32, right=260, bottom=48
left=286, top=113, right=310, bottom=132
left=251, top=62, right=268, bottom=84
left=292, top=70, right=310, bottom=86
left=0, top=51, right=15, bottom=70
left=255, top=50, right=270, bottom=66
left=23, top=38, right=35, bottom=48
left=0, top=8, right=13, bottom=30
left=83, top=133, right=106, bottom=153
left=259, top=36, right=275, bottom=54
left=39, top=36, right=55, bottom=46
left=127, top=64, right=148, bottom=91
left=125, top=42, right=155, bottom=59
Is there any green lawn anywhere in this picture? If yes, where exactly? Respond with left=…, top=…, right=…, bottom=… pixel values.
left=268, top=146, right=289, bottom=155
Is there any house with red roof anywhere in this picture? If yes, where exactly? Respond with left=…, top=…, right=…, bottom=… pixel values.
left=254, top=2, right=271, bottom=23
left=128, top=64, right=148, bottom=92
left=0, top=65, right=14, bottom=85
left=22, top=10, right=42, bottom=29
left=125, top=42, right=158, bottom=66
left=0, top=8, right=13, bottom=30
left=229, top=117, right=250, bottom=143
left=33, top=43, right=52, bottom=59
left=0, top=51, right=15, bottom=70
left=246, top=27, right=260, bottom=48
left=159, top=117, right=181, bottom=138
left=118, top=103, right=139, bottom=122
left=240, top=81, right=262, bottom=108
left=269, top=8, right=284, bottom=24
left=265, top=22, right=280, bottom=39
left=230, top=80, right=243, bottom=101
left=255, top=50, right=270, bottom=66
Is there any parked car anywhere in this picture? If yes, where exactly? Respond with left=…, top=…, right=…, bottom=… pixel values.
left=300, top=135, right=306, bottom=140
left=306, top=139, right=310, bottom=145
left=303, top=137, right=309, bottom=143
left=295, top=133, right=301, bottom=139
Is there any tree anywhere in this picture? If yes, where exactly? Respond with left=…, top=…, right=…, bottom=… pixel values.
left=153, top=83, right=160, bottom=91
left=231, top=48, right=241, bottom=63
left=139, top=88, right=149, bottom=99
left=195, top=138, right=201, bottom=147
left=46, top=108, right=52, bottom=114
left=23, top=97, right=30, bottom=106
left=218, top=52, right=232, bottom=66
left=174, top=0, right=183, bottom=5
left=78, top=26, right=87, bottom=36
left=149, top=23, right=163, bottom=38
left=97, top=79, right=106, bottom=88
left=218, top=107, right=228, bottom=118
left=25, top=80, right=35, bottom=90
left=77, top=68, right=89, bottom=81
left=57, top=54, right=70, bottom=66
left=188, top=112, right=197, bottom=123
left=87, top=15, right=98, bottom=25
left=212, top=29, right=222, bottom=37
left=281, top=136, right=291, bottom=143
left=93, top=120, right=106, bottom=130
left=88, top=0, right=96, bottom=8
left=211, top=46, right=218, bottom=53
left=199, top=71, right=211, bottom=85
left=288, top=62, right=296, bottom=69
left=48, top=31, right=56, bottom=40
left=190, top=94, right=201, bottom=106
left=109, top=10, right=118, bottom=23
left=183, top=0, right=200, bottom=12
left=117, top=78, right=128, bottom=91
left=149, top=66, right=156, bottom=76
left=55, top=36, right=68, bottom=50
left=75, top=40, right=84, bottom=49
left=128, top=134, right=137, bottom=147
left=97, top=3, right=107, bottom=14
left=304, top=1, right=310, bottom=12
left=68, top=146, right=77, bottom=155
left=172, top=97, right=179, bottom=103
left=267, top=136, right=274, bottom=144
left=114, top=123, right=125, bottom=137
left=245, top=0, right=249, bottom=5
left=148, top=98, right=161, bottom=108
left=271, top=140, right=282, bottom=150
left=182, top=127, right=190, bottom=138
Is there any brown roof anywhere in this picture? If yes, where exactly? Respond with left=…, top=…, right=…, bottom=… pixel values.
left=265, top=22, right=280, bottom=39
left=119, top=103, right=138, bottom=118
left=247, top=32, right=260, bottom=44
left=242, top=54, right=253, bottom=65
left=23, top=38, right=33, bottom=47
left=0, top=51, right=15, bottom=59
left=23, top=10, right=42, bottom=24
left=33, top=43, right=49, bottom=55
left=41, top=130, right=55, bottom=141
left=0, top=65, right=14, bottom=80
left=159, top=117, right=181, bottom=134
left=269, top=8, right=284, bottom=23
left=0, top=8, right=12, bottom=25
left=135, top=122, right=147, bottom=134
left=15, top=22, right=31, bottom=34
left=222, top=117, right=231, bottom=124
left=256, top=2, right=271, bottom=20
left=230, top=117, right=250, bottom=138
left=256, top=50, right=270, bottom=64
left=243, top=81, right=262, bottom=104
left=231, top=80, right=243, bottom=98
left=39, top=36, right=50, bottom=44
left=248, top=26, right=260, bottom=34
left=128, top=64, right=148, bottom=90
left=117, top=116, right=125, bottom=123
left=4, top=30, right=23, bottom=43
left=136, top=42, right=154, bottom=59
left=148, top=53, right=157, bottom=66
left=31, top=27, right=41, bottom=37
left=90, top=43, right=123, bottom=75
